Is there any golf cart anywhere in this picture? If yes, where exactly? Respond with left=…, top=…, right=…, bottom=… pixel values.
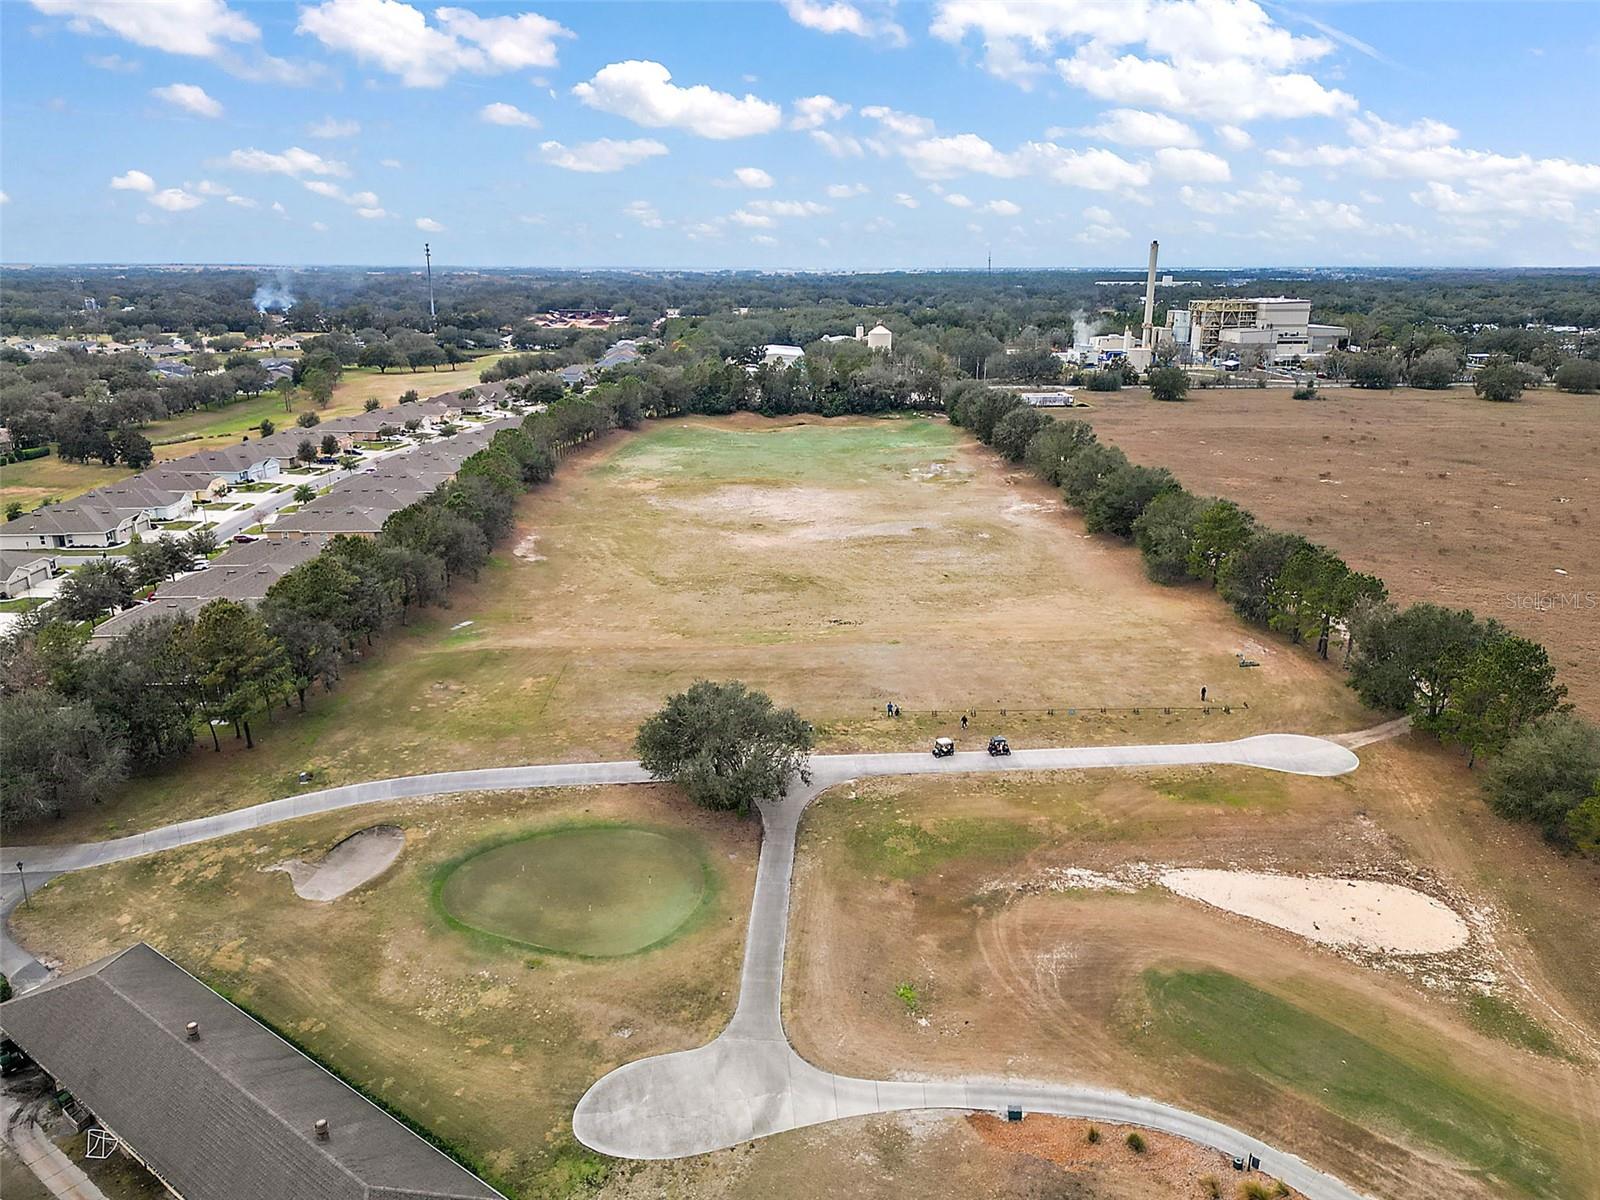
left=932, top=737, right=956, bottom=758
left=987, top=736, right=1011, bottom=756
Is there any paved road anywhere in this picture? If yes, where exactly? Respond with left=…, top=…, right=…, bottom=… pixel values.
left=3, top=732, right=1368, bottom=1198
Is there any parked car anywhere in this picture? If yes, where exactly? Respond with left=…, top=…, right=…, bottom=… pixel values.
left=932, top=737, right=955, bottom=758
left=987, top=736, right=1011, bottom=756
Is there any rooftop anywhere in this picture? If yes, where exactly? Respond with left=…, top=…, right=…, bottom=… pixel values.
left=0, top=943, right=502, bottom=1200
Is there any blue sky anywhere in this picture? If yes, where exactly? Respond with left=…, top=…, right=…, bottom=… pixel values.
left=2, top=0, right=1597, bottom=269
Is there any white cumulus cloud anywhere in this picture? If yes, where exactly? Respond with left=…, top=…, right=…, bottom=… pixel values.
left=734, top=166, right=775, bottom=188
left=1076, top=108, right=1196, bottom=148
left=416, top=216, right=444, bottom=231
left=308, top=116, right=360, bottom=138
left=537, top=138, right=669, bottom=173
left=789, top=94, right=850, bottom=130
left=297, top=0, right=571, bottom=88
left=151, top=82, right=222, bottom=117
left=1154, top=146, right=1232, bottom=182
left=782, top=0, right=905, bottom=45
left=149, top=187, right=203, bottom=211
left=110, top=169, right=156, bottom=192
left=481, top=101, right=540, bottom=128
left=31, top=0, right=259, bottom=58
left=224, top=146, right=349, bottom=177
left=573, top=60, right=782, bottom=139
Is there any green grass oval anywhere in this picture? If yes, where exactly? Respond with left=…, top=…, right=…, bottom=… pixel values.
left=436, top=826, right=710, bottom=957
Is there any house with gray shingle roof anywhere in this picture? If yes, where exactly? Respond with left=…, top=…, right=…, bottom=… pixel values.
left=0, top=498, right=153, bottom=551
left=0, top=943, right=504, bottom=1200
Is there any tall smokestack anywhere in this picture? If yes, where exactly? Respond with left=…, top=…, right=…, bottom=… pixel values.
left=1142, top=239, right=1159, bottom=351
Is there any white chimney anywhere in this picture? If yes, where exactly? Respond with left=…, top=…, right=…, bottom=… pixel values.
left=1142, top=240, right=1159, bottom=351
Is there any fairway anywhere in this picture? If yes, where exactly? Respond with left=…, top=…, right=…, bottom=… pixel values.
left=438, top=826, right=708, bottom=956
left=45, top=414, right=1372, bottom=843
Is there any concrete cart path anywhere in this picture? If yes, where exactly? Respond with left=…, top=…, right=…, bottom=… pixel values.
left=4, top=732, right=1368, bottom=1198
left=1, top=1095, right=113, bottom=1200
left=573, top=738, right=1371, bottom=1199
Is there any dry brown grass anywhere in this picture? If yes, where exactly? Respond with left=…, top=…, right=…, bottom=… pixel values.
left=12, top=783, right=758, bottom=1199
left=783, top=743, right=1600, bottom=1200
left=22, top=415, right=1367, bottom=845
left=1078, top=386, right=1600, bottom=714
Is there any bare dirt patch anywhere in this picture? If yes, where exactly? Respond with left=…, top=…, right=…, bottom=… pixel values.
left=1161, top=869, right=1469, bottom=956
left=967, top=1113, right=1303, bottom=1198
left=1080, top=387, right=1600, bottom=715
left=785, top=760, right=1600, bottom=1200
left=268, top=824, right=405, bottom=901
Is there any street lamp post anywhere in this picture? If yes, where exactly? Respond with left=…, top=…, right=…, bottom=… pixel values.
left=15, top=861, right=29, bottom=908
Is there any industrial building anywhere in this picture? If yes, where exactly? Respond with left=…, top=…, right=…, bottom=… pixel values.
left=1180, top=297, right=1349, bottom=364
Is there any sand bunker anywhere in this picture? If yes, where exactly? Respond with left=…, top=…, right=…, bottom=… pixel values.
left=1161, top=869, right=1469, bottom=956
left=271, top=825, right=405, bottom=901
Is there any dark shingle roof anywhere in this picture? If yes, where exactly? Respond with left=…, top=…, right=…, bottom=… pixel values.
left=0, top=944, right=502, bottom=1200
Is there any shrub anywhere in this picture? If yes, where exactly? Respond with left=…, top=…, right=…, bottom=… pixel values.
left=1291, top=385, right=1317, bottom=400
left=1238, top=1184, right=1272, bottom=1200
left=1200, top=1176, right=1222, bottom=1199
left=1085, top=369, right=1123, bottom=392
left=1482, top=714, right=1600, bottom=846
left=894, top=982, right=920, bottom=1013
left=1407, top=347, right=1459, bottom=389
left=1147, top=365, right=1189, bottom=402
left=1474, top=362, right=1525, bottom=402
left=1553, top=358, right=1600, bottom=393
left=1124, top=1131, right=1146, bottom=1154
left=1345, top=353, right=1398, bottom=389
left=1086, top=1125, right=1101, bottom=1145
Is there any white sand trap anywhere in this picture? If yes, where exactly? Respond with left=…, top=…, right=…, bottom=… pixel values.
left=1161, top=869, right=1469, bottom=956
left=271, top=825, right=405, bottom=902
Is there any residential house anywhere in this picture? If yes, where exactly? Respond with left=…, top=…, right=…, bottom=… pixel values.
left=0, top=549, right=57, bottom=599
left=93, top=479, right=197, bottom=523
left=0, top=943, right=504, bottom=1200
left=0, top=499, right=153, bottom=551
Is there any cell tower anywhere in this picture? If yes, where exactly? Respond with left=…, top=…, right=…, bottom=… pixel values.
left=424, top=242, right=436, bottom=329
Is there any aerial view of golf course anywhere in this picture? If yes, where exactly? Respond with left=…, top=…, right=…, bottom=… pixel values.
left=9, top=414, right=1598, bottom=1200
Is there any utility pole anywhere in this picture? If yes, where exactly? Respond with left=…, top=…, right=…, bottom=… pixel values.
left=424, top=243, right=436, bottom=330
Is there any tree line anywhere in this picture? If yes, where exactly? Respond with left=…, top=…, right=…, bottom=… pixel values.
left=0, top=392, right=630, bottom=828
left=948, top=380, right=1599, bottom=857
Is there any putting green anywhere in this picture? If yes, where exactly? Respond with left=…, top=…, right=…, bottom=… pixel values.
left=437, top=826, right=709, bottom=957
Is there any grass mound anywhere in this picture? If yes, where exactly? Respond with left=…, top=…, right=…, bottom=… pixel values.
left=436, top=825, right=710, bottom=957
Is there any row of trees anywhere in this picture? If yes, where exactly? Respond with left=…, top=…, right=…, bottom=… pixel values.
left=1321, top=349, right=1598, bottom=398
left=948, top=380, right=1595, bottom=855
left=0, top=392, right=632, bottom=829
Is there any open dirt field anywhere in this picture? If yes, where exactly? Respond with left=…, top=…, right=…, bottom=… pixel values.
left=25, top=414, right=1367, bottom=844
left=784, top=743, right=1600, bottom=1200
left=1078, top=386, right=1600, bottom=715
left=11, top=783, right=759, bottom=1199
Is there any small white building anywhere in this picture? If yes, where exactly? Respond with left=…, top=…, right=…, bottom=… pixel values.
left=865, top=323, right=893, bottom=352
left=762, top=344, right=805, bottom=368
